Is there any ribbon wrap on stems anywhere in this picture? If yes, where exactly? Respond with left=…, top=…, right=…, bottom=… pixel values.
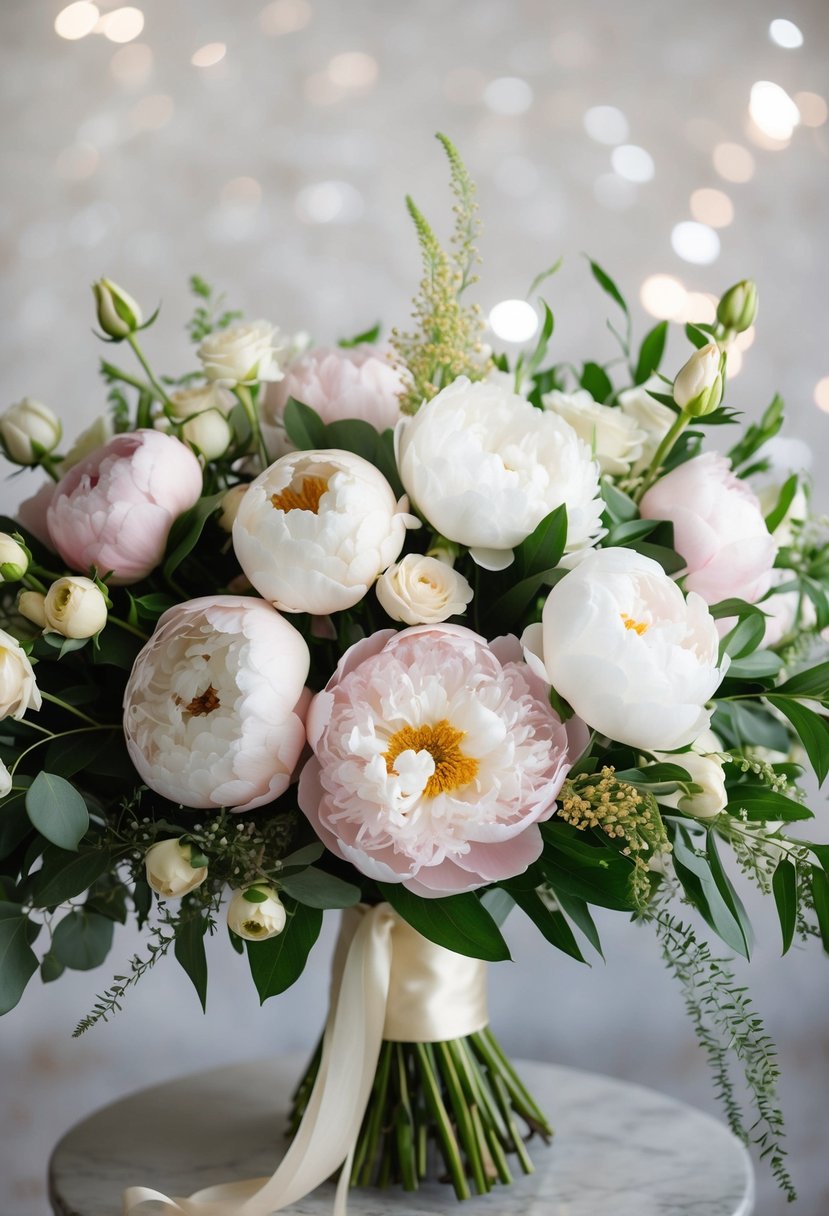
left=122, top=902, right=489, bottom=1216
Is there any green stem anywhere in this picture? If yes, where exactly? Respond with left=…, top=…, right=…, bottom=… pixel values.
left=637, top=407, right=690, bottom=498
left=235, top=384, right=270, bottom=471
left=10, top=723, right=118, bottom=777
left=101, top=360, right=158, bottom=398
left=21, top=572, right=48, bottom=595
left=108, top=616, right=150, bottom=641
left=415, top=1042, right=471, bottom=1200
left=40, top=691, right=102, bottom=727
left=435, top=1040, right=489, bottom=1194
left=126, top=334, right=175, bottom=412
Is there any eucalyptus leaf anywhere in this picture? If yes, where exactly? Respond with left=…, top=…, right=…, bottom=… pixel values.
left=0, top=903, right=39, bottom=1014
left=51, top=909, right=114, bottom=971
left=25, top=772, right=89, bottom=852
left=31, top=847, right=110, bottom=908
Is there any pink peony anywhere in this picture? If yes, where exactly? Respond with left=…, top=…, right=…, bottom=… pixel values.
left=47, top=430, right=203, bottom=585
left=640, top=452, right=777, bottom=606
left=298, top=624, right=580, bottom=897
left=263, top=346, right=405, bottom=457
left=123, top=596, right=310, bottom=812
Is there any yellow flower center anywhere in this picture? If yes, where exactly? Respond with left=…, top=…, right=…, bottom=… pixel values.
left=270, top=476, right=329, bottom=514
left=384, top=719, right=479, bottom=797
left=621, top=613, right=649, bottom=636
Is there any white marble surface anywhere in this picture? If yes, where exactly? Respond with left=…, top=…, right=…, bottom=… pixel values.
left=49, top=1056, right=754, bottom=1216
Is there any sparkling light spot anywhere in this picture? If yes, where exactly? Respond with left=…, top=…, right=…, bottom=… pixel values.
left=295, top=180, right=364, bottom=224
left=327, top=50, right=378, bottom=89
left=484, top=77, right=533, bottom=116
left=191, top=42, right=226, bottom=68
left=769, top=18, right=803, bottom=48
left=100, top=6, right=144, bottom=43
left=55, top=2, right=99, bottom=40
left=611, top=144, right=654, bottom=182
left=109, top=42, right=153, bottom=85
left=671, top=221, right=720, bottom=265
left=689, top=187, right=734, bottom=228
left=259, top=0, right=312, bottom=35
left=593, top=173, right=637, bottom=210
left=583, top=105, right=629, bottom=145
left=814, top=377, right=829, bottom=413
left=795, top=91, right=828, bottom=127
left=640, top=275, right=687, bottom=320
left=712, top=142, right=755, bottom=182
left=749, top=81, right=800, bottom=140
left=55, top=142, right=100, bottom=181
left=129, top=93, right=173, bottom=131
left=488, top=299, right=539, bottom=343
left=681, top=292, right=718, bottom=325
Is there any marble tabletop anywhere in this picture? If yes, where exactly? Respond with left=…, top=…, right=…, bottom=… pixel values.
left=48, top=1055, right=754, bottom=1215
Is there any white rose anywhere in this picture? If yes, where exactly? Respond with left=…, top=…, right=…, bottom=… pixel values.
left=376, top=554, right=473, bottom=625
left=217, top=483, right=249, bottom=533
left=396, top=376, right=603, bottom=571
left=233, top=449, right=419, bottom=615
left=197, top=320, right=287, bottom=387
left=0, top=628, right=42, bottom=720
left=180, top=410, right=232, bottom=461
left=542, top=388, right=646, bottom=477
left=18, top=591, right=46, bottom=629
left=145, top=838, right=208, bottom=899
left=0, top=398, right=61, bottom=465
left=58, top=414, right=113, bottom=474
left=167, top=383, right=237, bottom=420
left=673, top=343, right=722, bottom=416
left=523, top=547, right=726, bottom=751
left=0, top=534, right=29, bottom=582
left=652, top=729, right=728, bottom=819
left=0, top=759, right=11, bottom=799
left=44, top=576, right=108, bottom=639
left=617, top=382, right=677, bottom=474
left=227, top=886, right=286, bottom=941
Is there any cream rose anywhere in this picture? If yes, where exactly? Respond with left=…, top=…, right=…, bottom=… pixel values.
left=542, top=388, right=646, bottom=476
left=376, top=554, right=473, bottom=625
left=145, top=838, right=208, bottom=899
left=197, top=320, right=286, bottom=387
left=0, top=398, right=61, bottom=465
left=617, top=383, right=677, bottom=474
left=44, top=576, right=108, bottom=639
left=0, top=628, right=42, bottom=720
left=652, top=730, right=727, bottom=819
left=227, top=886, right=286, bottom=941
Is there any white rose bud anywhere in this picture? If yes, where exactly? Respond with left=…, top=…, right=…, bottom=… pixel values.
left=92, top=277, right=143, bottom=340
left=653, top=731, right=727, bottom=820
left=197, top=320, right=287, bottom=387
left=0, top=628, right=41, bottom=720
left=0, top=398, right=61, bottom=465
left=0, top=534, right=29, bottom=583
left=18, top=591, right=46, bottom=629
left=227, top=886, right=287, bottom=942
left=217, top=483, right=249, bottom=533
left=145, top=838, right=208, bottom=899
left=180, top=410, right=233, bottom=461
left=672, top=344, right=723, bottom=417
left=716, top=279, right=758, bottom=335
left=377, top=554, right=473, bottom=625
left=44, top=576, right=108, bottom=639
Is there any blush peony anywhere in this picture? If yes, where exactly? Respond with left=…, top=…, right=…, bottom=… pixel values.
left=123, top=596, right=309, bottom=812
left=298, top=624, right=578, bottom=897
left=523, top=547, right=726, bottom=751
left=47, top=431, right=203, bottom=585
left=639, top=452, right=778, bottom=606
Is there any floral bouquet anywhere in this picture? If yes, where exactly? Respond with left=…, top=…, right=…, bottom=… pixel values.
left=1, top=135, right=828, bottom=1211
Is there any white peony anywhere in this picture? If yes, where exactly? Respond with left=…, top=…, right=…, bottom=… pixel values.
left=233, top=449, right=419, bottom=615
left=652, top=729, right=728, bottom=820
left=123, top=596, right=310, bottom=811
left=197, top=320, right=287, bottom=387
left=395, top=376, right=603, bottom=570
left=617, top=382, right=677, bottom=475
left=523, top=547, right=726, bottom=751
left=145, top=838, right=207, bottom=898
left=542, top=388, right=647, bottom=477
left=376, top=554, right=473, bottom=625
left=227, top=886, right=286, bottom=941
left=44, top=576, right=108, bottom=639
left=0, top=628, right=42, bottom=721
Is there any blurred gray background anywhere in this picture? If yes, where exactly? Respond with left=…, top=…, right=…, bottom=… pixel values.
left=1, top=0, right=828, bottom=1212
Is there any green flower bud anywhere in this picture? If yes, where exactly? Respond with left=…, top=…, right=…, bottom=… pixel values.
left=716, top=279, right=758, bottom=334
left=673, top=343, right=724, bottom=417
left=92, top=278, right=143, bottom=340
left=0, top=533, right=29, bottom=583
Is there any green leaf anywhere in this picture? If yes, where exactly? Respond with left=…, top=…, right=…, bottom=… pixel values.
left=539, top=828, right=637, bottom=911
left=40, top=952, right=65, bottom=983
left=634, top=321, right=668, bottom=384
left=163, top=491, right=225, bottom=579
left=728, top=394, right=784, bottom=470
left=504, top=879, right=586, bottom=963
left=175, top=912, right=208, bottom=1011
left=44, top=732, right=110, bottom=779
left=580, top=361, right=613, bottom=403
left=338, top=322, right=381, bottom=348
left=279, top=867, right=361, bottom=909
left=708, top=597, right=766, bottom=622
left=26, top=772, right=89, bottom=852
left=684, top=322, right=711, bottom=350
left=0, top=792, right=32, bottom=861
left=282, top=398, right=328, bottom=450
left=766, top=696, right=829, bottom=785
left=377, top=884, right=511, bottom=962
left=521, top=300, right=555, bottom=383
left=588, top=258, right=628, bottom=315
left=31, top=847, right=111, bottom=908
left=247, top=897, right=323, bottom=1003
left=0, top=903, right=39, bottom=1014
left=719, top=613, right=766, bottom=662
left=514, top=505, right=568, bottom=577
left=810, top=865, right=829, bottom=953
left=725, top=651, right=783, bottom=681
left=51, top=909, right=114, bottom=971
left=279, top=843, right=325, bottom=872
left=627, top=541, right=686, bottom=575
left=771, top=859, right=797, bottom=954
left=605, top=518, right=660, bottom=547
left=670, top=827, right=750, bottom=957
left=774, top=662, right=829, bottom=699
left=600, top=480, right=639, bottom=524
left=725, top=784, right=811, bottom=822
left=764, top=473, right=799, bottom=535
left=554, top=891, right=603, bottom=958
left=706, top=833, right=752, bottom=958
left=712, top=700, right=790, bottom=754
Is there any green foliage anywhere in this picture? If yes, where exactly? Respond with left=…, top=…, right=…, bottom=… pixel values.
left=339, top=322, right=381, bottom=348
left=246, top=897, right=323, bottom=1002
left=174, top=908, right=209, bottom=1011
left=279, top=867, right=361, bottom=909
left=52, top=909, right=114, bottom=971
left=634, top=321, right=668, bottom=384
left=377, top=884, right=511, bottom=962
left=0, top=902, right=40, bottom=1014
left=670, top=825, right=751, bottom=957
left=25, top=772, right=89, bottom=851
left=479, top=505, right=567, bottom=632
left=186, top=275, right=242, bottom=343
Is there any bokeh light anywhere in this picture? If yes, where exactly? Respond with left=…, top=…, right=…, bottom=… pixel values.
left=259, top=0, right=312, bottom=35
left=583, top=105, right=629, bottom=145
left=484, top=77, right=533, bottom=116
left=769, top=18, right=803, bottom=49
left=54, top=2, right=99, bottom=40
left=488, top=299, right=539, bottom=343
left=611, top=145, right=654, bottom=182
left=815, top=377, right=829, bottom=413
left=689, top=187, right=734, bottom=228
left=712, top=142, right=755, bottom=182
left=100, top=7, right=145, bottom=44
left=191, top=42, right=226, bottom=68
left=794, top=91, right=827, bottom=127
left=671, top=221, right=720, bottom=265
left=640, top=274, right=687, bottom=319
left=749, top=81, right=800, bottom=140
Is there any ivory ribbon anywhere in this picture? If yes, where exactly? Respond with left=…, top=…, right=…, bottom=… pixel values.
left=123, top=902, right=488, bottom=1216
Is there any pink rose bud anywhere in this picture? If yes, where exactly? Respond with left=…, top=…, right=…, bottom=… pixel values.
left=47, top=430, right=203, bottom=585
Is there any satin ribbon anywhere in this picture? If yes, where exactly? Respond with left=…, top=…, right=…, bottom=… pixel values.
left=123, top=902, right=488, bottom=1216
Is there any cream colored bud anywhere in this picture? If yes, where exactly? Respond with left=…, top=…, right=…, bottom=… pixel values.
left=92, top=278, right=143, bottom=339
left=0, top=534, right=29, bottom=582
left=0, top=398, right=61, bottom=465
left=673, top=344, right=723, bottom=417
left=145, top=838, right=208, bottom=899
left=18, top=591, right=46, bottom=628
left=44, top=576, right=108, bottom=639
left=227, top=886, right=286, bottom=941
left=218, top=484, right=249, bottom=533
left=181, top=409, right=232, bottom=461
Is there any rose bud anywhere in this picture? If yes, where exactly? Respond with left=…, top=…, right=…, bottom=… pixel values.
left=716, top=279, right=758, bottom=335
left=18, top=591, right=46, bottom=629
left=0, top=534, right=29, bottom=583
left=180, top=409, right=232, bottom=461
left=145, top=838, right=208, bottom=899
left=227, top=886, right=287, bottom=941
left=0, top=398, right=61, bottom=465
left=672, top=343, right=723, bottom=417
left=217, top=483, right=249, bottom=533
left=376, top=553, right=473, bottom=625
left=92, top=278, right=143, bottom=340
left=44, top=576, right=108, bottom=639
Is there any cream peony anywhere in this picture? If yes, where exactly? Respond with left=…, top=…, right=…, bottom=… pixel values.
left=44, top=576, right=108, bottom=639
left=396, top=376, right=604, bottom=570
left=227, top=886, right=286, bottom=941
left=617, top=383, right=677, bottom=474
left=542, top=388, right=646, bottom=476
left=523, top=547, right=726, bottom=751
left=197, top=320, right=287, bottom=387
left=652, top=729, right=727, bottom=820
left=376, top=554, right=473, bottom=625
left=233, top=449, right=418, bottom=615
left=145, top=838, right=207, bottom=898
left=0, top=628, right=41, bottom=721
left=123, top=596, right=309, bottom=812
